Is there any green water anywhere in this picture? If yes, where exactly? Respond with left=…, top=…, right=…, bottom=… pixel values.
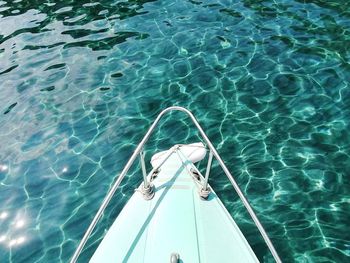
left=0, top=0, right=349, bottom=262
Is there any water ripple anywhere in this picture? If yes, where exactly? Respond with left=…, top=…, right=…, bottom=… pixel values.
left=0, top=0, right=349, bottom=262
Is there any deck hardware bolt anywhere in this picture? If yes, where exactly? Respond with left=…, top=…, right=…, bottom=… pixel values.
left=170, top=253, right=180, bottom=263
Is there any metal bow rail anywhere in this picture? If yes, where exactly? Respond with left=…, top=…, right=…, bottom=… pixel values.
left=70, top=106, right=282, bottom=263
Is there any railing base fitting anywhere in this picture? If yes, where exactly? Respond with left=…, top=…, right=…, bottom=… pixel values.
left=199, top=187, right=211, bottom=200
left=140, top=183, right=155, bottom=200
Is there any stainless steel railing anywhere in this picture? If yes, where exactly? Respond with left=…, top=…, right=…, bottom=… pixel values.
left=70, top=106, right=282, bottom=263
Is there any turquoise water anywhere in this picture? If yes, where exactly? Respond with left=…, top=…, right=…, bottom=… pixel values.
left=0, top=0, right=349, bottom=262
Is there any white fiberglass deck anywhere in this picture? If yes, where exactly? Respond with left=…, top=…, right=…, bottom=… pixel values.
left=90, top=151, right=259, bottom=263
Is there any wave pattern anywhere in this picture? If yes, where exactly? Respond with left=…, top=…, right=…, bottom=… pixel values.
left=0, top=0, right=349, bottom=262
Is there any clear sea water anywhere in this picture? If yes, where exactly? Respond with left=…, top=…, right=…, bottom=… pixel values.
left=0, top=0, right=349, bottom=262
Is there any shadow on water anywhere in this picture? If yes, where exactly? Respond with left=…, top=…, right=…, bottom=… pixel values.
left=0, top=0, right=156, bottom=47
left=0, top=0, right=349, bottom=262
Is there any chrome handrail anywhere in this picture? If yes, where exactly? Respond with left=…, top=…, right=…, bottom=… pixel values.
left=70, top=106, right=282, bottom=263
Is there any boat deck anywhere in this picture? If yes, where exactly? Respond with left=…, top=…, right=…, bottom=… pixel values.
left=90, top=151, right=259, bottom=263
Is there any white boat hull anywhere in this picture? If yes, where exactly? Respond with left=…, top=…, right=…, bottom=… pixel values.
left=90, top=148, right=259, bottom=263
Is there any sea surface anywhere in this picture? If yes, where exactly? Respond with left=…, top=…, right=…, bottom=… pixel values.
left=0, top=0, right=349, bottom=262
